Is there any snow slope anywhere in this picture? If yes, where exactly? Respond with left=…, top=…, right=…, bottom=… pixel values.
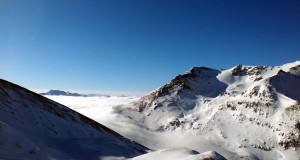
left=0, top=79, right=148, bottom=160
left=113, top=61, right=300, bottom=160
left=131, top=148, right=226, bottom=160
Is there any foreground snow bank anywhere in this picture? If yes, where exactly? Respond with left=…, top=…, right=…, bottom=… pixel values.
left=131, top=148, right=226, bottom=160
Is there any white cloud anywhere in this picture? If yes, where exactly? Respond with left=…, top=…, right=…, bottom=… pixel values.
left=44, top=95, right=139, bottom=124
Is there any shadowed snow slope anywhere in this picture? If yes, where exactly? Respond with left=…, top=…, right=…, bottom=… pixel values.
left=0, top=79, right=147, bottom=160
left=113, top=61, right=300, bottom=160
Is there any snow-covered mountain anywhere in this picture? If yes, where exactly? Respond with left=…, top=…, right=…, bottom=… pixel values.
left=0, top=79, right=147, bottom=159
left=114, top=61, right=300, bottom=159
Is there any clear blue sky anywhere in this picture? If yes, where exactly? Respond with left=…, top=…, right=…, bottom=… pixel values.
left=1, top=0, right=299, bottom=92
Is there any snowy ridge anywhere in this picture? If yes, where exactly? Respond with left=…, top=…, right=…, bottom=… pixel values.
left=114, top=61, right=300, bottom=159
left=0, top=79, right=148, bottom=159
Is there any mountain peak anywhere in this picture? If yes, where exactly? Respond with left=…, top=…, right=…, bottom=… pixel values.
left=115, top=61, right=300, bottom=159
left=231, top=64, right=267, bottom=76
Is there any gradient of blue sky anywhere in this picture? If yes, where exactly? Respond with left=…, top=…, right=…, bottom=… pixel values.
left=1, top=0, right=299, bottom=92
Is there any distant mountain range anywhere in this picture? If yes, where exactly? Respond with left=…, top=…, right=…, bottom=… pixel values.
left=40, top=89, right=110, bottom=97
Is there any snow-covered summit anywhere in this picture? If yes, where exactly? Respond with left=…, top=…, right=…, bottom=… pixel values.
left=114, top=61, right=300, bottom=159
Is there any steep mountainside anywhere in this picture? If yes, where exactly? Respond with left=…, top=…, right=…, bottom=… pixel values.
left=114, top=61, right=300, bottom=160
left=0, top=79, right=147, bottom=160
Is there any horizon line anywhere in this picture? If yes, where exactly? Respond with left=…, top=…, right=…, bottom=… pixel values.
left=30, top=88, right=149, bottom=97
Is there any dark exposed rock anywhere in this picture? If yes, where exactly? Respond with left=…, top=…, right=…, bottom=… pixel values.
left=295, top=122, right=300, bottom=131
left=232, top=65, right=266, bottom=76
left=231, top=65, right=245, bottom=76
